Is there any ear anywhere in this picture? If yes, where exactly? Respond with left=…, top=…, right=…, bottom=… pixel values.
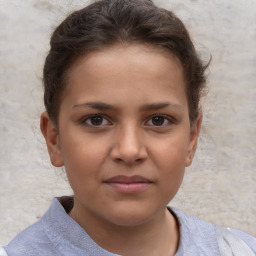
left=185, top=113, right=202, bottom=167
left=40, top=112, right=64, bottom=167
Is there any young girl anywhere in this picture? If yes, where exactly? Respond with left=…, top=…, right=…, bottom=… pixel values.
left=1, top=0, right=255, bottom=255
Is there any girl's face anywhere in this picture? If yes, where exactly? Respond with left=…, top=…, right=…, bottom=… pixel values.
left=42, top=44, right=201, bottom=227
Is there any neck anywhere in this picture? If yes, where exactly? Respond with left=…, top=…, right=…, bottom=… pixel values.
left=69, top=200, right=179, bottom=256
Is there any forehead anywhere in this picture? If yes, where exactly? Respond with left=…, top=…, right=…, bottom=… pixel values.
left=62, top=44, right=187, bottom=109
left=68, top=44, right=184, bottom=79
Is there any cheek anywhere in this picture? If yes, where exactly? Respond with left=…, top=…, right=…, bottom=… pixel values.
left=157, top=154, right=186, bottom=203
left=158, top=148, right=186, bottom=188
left=60, top=133, right=110, bottom=179
left=150, top=134, right=189, bottom=195
left=62, top=145, right=105, bottom=198
left=150, top=132, right=189, bottom=168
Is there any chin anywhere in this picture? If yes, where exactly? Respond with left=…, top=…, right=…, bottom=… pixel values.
left=101, top=203, right=161, bottom=227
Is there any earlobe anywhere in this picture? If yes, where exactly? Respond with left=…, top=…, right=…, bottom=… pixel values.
left=185, top=113, right=202, bottom=167
left=40, top=112, right=64, bottom=167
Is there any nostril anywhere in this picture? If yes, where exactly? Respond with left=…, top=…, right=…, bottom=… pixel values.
left=114, top=157, right=123, bottom=163
left=112, top=155, right=146, bottom=166
left=135, top=157, right=145, bottom=163
left=109, top=132, right=148, bottom=164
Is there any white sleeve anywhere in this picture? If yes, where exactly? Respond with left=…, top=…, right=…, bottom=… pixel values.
left=0, top=247, right=8, bottom=256
left=217, top=227, right=255, bottom=256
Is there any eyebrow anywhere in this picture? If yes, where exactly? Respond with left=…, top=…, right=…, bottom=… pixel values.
left=140, top=103, right=183, bottom=111
left=73, top=102, right=183, bottom=111
left=73, top=102, right=116, bottom=110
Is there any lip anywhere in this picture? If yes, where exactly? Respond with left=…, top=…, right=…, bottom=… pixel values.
left=103, top=175, right=153, bottom=194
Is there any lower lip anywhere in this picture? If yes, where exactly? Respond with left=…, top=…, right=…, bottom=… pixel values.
left=104, top=182, right=152, bottom=194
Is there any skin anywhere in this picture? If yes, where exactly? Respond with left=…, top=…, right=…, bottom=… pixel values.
left=41, top=44, right=202, bottom=256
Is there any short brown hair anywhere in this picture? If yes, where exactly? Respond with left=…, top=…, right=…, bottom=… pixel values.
left=43, top=0, right=209, bottom=124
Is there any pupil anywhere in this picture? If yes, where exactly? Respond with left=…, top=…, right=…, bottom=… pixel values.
left=152, top=116, right=164, bottom=126
left=91, top=116, right=103, bottom=125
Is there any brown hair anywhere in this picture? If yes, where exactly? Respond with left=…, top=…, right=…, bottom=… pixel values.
left=43, top=0, right=208, bottom=125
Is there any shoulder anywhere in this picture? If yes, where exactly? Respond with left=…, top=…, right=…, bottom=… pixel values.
left=229, top=228, right=256, bottom=250
left=3, top=219, right=59, bottom=256
left=2, top=198, right=67, bottom=256
left=170, top=207, right=256, bottom=256
left=217, top=227, right=256, bottom=255
left=2, top=197, right=117, bottom=256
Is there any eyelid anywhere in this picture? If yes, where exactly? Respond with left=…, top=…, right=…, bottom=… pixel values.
left=79, top=114, right=175, bottom=127
left=145, top=114, right=175, bottom=127
left=81, top=114, right=112, bottom=127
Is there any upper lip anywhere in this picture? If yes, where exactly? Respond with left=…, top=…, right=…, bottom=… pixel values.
left=104, top=175, right=152, bottom=184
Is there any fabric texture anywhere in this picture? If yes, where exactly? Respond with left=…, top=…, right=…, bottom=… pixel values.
left=1, top=197, right=255, bottom=256
left=217, top=227, right=255, bottom=256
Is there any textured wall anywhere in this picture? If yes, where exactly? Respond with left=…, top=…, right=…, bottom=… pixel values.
left=0, top=0, right=255, bottom=245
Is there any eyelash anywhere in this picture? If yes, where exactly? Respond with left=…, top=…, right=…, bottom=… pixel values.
left=145, top=115, right=174, bottom=127
left=82, top=115, right=112, bottom=127
left=81, top=114, right=175, bottom=127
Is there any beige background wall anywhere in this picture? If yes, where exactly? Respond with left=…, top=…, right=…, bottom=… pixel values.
left=0, top=0, right=255, bottom=245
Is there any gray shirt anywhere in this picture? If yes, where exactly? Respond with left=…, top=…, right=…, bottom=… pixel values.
left=1, top=197, right=256, bottom=255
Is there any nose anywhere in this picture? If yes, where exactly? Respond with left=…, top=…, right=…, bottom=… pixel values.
left=110, top=125, right=148, bottom=165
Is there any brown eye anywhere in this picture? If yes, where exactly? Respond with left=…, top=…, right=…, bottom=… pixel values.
left=84, top=115, right=110, bottom=126
left=151, top=116, right=165, bottom=126
left=91, top=116, right=103, bottom=125
left=146, top=115, right=172, bottom=127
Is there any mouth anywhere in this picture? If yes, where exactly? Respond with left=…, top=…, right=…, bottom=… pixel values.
left=103, top=175, right=153, bottom=194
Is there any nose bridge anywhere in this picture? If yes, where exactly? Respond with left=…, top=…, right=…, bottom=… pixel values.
left=121, top=122, right=141, bottom=150
left=111, top=121, right=147, bottom=164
